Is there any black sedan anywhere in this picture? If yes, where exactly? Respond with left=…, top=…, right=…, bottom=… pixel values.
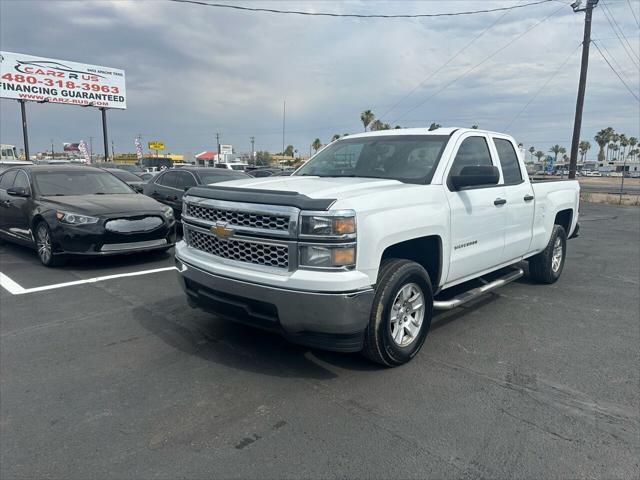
left=0, top=166, right=177, bottom=266
left=142, top=167, right=248, bottom=219
left=104, top=168, right=146, bottom=192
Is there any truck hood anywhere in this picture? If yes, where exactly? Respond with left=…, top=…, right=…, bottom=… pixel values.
left=210, top=176, right=409, bottom=201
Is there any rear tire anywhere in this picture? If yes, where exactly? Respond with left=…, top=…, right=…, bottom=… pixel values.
left=362, top=259, right=433, bottom=367
left=35, top=221, right=65, bottom=267
left=528, top=224, right=566, bottom=284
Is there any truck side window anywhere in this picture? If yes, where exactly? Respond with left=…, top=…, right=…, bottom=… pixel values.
left=493, top=138, right=523, bottom=184
left=449, top=137, right=493, bottom=177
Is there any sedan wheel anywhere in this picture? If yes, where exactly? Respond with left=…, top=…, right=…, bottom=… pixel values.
left=35, top=222, right=63, bottom=267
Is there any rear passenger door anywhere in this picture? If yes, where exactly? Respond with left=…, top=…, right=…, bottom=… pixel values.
left=444, top=134, right=507, bottom=284
left=491, top=136, right=535, bottom=262
left=0, top=170, right=17, bottom=234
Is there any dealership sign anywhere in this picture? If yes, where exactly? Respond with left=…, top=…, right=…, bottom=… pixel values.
left=148, top=141, right=165, bottom=150
left=0, top=51, right=126, bottom=109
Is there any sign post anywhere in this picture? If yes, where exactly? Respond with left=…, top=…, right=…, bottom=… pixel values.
left=18, top=99, right=29, bottom=161
left=100, top=107, right=109, bottom=161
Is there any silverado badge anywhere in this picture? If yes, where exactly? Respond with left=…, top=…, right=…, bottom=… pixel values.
left=211, top=221, right=234, bottom=239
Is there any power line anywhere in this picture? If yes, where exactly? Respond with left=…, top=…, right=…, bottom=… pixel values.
left=627, top=0, right=640, bottom=28
left=600, top=0, right=639, bottom=65
left=390, top=4, right=565, bottom=124
left=377, top=3, right=517, bottom=123
left=168, top=0, right=556, bottom=18
left=592, top=36, right=635, bottom=85
left=505, top=43, right=582, bottom=129
left=592, top=40, right=640, bottom=101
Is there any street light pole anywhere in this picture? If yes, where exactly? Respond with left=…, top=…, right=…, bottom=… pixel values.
left=569, top=0, right=599, bottom=180
left=100, top=107, right=109, bottom=161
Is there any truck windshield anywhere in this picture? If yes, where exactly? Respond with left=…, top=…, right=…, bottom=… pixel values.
left=295, top=135, right=449, bottom=184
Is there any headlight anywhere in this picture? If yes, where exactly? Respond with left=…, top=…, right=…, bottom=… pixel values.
left=300, top=210, right=356, bottom=238
left=299, top=243, right=356, bottom=270
left=55, top=211, right=99, bottom=225
left=162, top=207, right=174, bottom=220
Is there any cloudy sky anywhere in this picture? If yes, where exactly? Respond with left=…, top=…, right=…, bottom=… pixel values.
left=1, top=0, right=638, bottom=158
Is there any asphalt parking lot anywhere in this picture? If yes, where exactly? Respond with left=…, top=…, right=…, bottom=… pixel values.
left=1, top=202, right=638, bottom=479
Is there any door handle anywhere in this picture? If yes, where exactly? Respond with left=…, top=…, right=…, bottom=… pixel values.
left=524, top=195, right=535, bottom=202
left=494, top=198, right=507, bottom=206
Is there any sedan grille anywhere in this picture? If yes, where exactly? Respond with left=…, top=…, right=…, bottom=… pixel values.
left=186, top=228, right=289, bottom=269
left=184, top=203, right=289, bottom=232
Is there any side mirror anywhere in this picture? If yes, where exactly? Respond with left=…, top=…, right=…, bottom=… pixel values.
left=6, top=186, right=30, bottom=197
left=451, top=165, right=499, bottom=190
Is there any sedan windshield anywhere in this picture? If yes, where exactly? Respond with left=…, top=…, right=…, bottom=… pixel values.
left=295, top=135, right=449, bottom=184
left=109, top=170, right=143, bottom=182
left=34, top=171, right=134, bottom=196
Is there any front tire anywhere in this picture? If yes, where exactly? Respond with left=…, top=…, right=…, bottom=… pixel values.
left=35, top=221, right=65, bottom=267
left=528, top=224, right=567, bottom=284
left=362, top=259, right=433, bottom=367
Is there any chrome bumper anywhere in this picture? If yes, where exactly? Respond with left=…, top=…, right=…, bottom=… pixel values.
left=176, top=257, right=374, bottom=351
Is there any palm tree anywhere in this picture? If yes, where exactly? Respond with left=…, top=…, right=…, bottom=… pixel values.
left=594, top=129, right=608, bottom=162
left=471, top=124, right=479, bottom=129
left=360, top=110, right=374, bottom=132
left=528, top=146, right=535, bottom=162
left=628, top=137, right=637, bottom=160
left=578, top=141, right=591, bottom=162
left=312, top=138, right=322, bottom=153
left=610, top=144, right=619, bottom=160
left=549, top=144, right=566, bottom=166
left=370, top=119, right=385, bottom=131
left=331, top=134, right=341, bottom=142
left=619, top=134, right=629, bottom=161
left=428, top=122, right=441, bottom=131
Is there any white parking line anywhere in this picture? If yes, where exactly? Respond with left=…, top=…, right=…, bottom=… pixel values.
left=0, top=267, right=178, bottom=295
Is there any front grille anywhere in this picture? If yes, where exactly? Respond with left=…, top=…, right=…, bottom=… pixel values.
left=187, top=228, right=289, bottom=269
left=185, top=203, right=289, bottom=232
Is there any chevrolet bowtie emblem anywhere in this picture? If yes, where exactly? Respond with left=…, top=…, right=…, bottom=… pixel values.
left=211, top=221, right=234, bottom=239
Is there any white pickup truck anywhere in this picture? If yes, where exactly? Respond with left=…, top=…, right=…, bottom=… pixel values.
left=175, top=128, right=580, bottom=366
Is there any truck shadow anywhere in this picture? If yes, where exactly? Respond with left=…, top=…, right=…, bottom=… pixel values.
left=134, top=288, right=503, bottom=379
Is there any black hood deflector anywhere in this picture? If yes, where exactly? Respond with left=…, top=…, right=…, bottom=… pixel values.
left=187, top=185, right=335, bottom=210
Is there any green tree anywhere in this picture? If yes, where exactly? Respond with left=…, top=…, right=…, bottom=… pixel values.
left=331, top=134, right=341, bottom=142
left=394, top=125, right=402, bottom=129
left=370, top=119, right=385, bottom=131
left=255, top=151, right=272, bottom=166
left=312, top=138, right=322, bottom=153
left=578, top=140, right=591, bottom=162
left=360, top=110, right=375, bottom=132
left=528, top=146, right=536, bottom=162
left=283, top=145, right=294, bottom=157
left=471, top=124, right=479, bottom=129
left=428, top=122, right=441, bottom=131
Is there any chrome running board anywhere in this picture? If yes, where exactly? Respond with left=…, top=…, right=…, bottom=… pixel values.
left=433, top=268, right=524, bottom=311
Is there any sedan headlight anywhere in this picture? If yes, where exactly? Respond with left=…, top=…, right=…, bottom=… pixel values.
left=299, top=210, right=356, bottom=238
left=299, top=243, right=356, bottom=270
left=55, top=211, right=99, bottom=225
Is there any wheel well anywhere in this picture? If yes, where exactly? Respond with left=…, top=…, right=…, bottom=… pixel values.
left=554, top=209, right=573, bottom=233
left=31, top=215, right=45, bottom=238
left=381, top=236, right=441, bottom=287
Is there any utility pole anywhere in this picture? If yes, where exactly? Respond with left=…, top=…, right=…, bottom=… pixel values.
left=216, top=132, right=221, bottom=164
left=569, top=0, right=599, bottom=180
left=50, top=139, right=54, bottom=158
left=89, top=136, right=94, bottom=162
left=250, top=136, right=255, bottom=163
left=111, top=140, right=116, bottom=160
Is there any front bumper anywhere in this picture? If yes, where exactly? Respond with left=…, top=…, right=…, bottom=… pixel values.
left=50, top=217, right=177, bottom=256
left=176, top=257, right=374, bottom=352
